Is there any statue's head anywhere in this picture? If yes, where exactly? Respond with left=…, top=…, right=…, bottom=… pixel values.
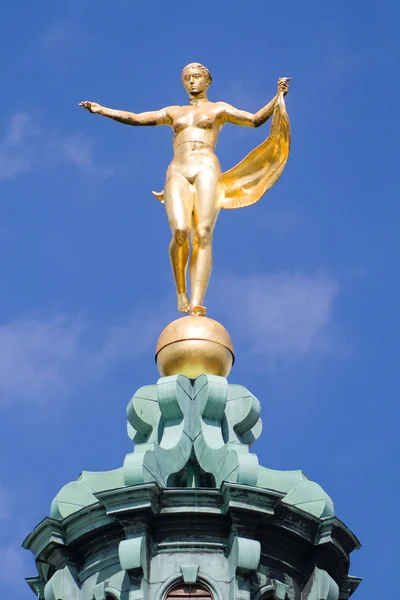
left=181, top=63, right=212, bottom=96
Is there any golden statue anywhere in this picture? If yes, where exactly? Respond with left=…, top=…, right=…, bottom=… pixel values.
left=80, top=63, right=290, bottom=317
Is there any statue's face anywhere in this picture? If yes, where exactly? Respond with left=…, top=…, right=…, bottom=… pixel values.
left=182, top=66, right=210, bottom=95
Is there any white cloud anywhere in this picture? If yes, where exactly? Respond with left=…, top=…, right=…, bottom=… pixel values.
left=0, top=314, right=85, bottom=404
left=62, top=134, right=95, bottom=169
left=0, top=307, right=168, bottom=407
left=85, top=309, right=169, bottom=376
left=211, top=271, right=342, bottom=370
left=0, top=112, right=113, bottom=181
left=0, top=271, right=344, bottom=404
left=0, top=113, right=42, bottom=179
left=62, top=133, right=115, bottom=177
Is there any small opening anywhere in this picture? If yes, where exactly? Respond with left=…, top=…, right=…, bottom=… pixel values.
left=167, top=452, right=216, bottom=487
left=167, top=583, right=213, bottom=600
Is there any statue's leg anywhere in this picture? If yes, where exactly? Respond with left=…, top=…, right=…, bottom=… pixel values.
left=190, top=168, right=223, bottom=314
left=164, top=174, right=194, bottom=313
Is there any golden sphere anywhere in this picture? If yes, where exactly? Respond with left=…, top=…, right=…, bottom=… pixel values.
left=155, top=316, right=234, bottom=379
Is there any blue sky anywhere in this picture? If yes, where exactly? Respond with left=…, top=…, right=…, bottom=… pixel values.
left=0, top=0, right=399, bottom=597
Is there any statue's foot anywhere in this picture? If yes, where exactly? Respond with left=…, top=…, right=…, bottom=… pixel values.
left=191, top=305, right=207, bottom=317
left=177, top=293, right=190, bottom=313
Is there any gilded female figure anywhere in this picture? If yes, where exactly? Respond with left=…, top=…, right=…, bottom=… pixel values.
left=80, top=63, right=290, bottom=316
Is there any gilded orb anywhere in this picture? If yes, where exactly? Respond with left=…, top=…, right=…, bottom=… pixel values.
left=155, top=316, right=234, bottom=379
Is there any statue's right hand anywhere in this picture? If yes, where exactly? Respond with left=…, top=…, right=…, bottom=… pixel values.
left=79, top=101, right=101, bottom=114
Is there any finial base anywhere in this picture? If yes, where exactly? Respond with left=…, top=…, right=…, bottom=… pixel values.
left=155, top=316, right=234, bottom=379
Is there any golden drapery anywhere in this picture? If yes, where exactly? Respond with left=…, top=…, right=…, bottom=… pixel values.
left=152, top=93, right=290, bottom=209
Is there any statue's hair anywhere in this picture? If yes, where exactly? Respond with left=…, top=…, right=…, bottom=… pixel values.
left=182, top=63, right=212, bottom=83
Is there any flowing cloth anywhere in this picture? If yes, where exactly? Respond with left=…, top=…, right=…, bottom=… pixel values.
left=152, top=93, right=290, bottom=209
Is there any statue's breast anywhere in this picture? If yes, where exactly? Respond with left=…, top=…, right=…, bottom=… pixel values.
left=173, top=116, right=191, bottom=133
left=193, top=114, right=214, bottom=129
left=173, top=111, right=215, bottom=134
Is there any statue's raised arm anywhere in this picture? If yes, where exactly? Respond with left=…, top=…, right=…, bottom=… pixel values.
left=79, top=101, right=171, bottom=126
left=79, top=64, right=291, bottom=317
left=219, top=77, right=290, bottom=128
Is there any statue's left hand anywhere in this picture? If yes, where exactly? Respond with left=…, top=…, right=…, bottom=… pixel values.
left=277, top=78, right=291, bottom=96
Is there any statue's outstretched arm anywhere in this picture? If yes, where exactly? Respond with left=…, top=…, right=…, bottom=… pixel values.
left=79, top=101, right=172, bottom=126
left=220, top=78, right=290, bottom=129
left=219, top=103, right=257, bottom=128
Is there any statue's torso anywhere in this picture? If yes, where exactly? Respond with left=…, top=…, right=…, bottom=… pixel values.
left=169, top=102, right=224, bottom=157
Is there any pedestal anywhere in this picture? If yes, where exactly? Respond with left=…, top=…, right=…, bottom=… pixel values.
left=23, top=318, right=361, bottom=600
